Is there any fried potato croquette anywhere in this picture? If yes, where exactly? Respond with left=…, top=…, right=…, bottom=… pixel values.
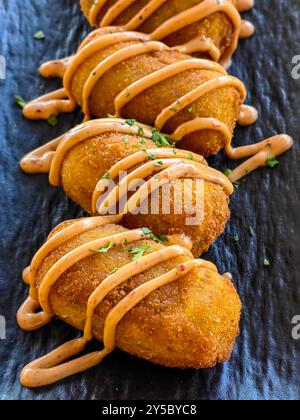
left=23, top=29, right=247, bottom=157
left=79, top=0, right=254, bottom=64
left=21, top=119, right=233, bottom=257
left=17, top=216, right=242, bottom=387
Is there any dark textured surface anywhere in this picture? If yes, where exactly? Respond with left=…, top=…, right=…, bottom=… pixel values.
left=0, top=0, right=299, bottom=401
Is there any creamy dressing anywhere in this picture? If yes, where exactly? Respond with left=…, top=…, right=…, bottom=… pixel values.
left=18, top=215, right=217, bottom=387
left=86, top=0, right=253, bottom=64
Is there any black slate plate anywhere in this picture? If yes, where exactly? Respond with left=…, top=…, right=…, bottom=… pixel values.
left=0, top=0, right=299, bottom=401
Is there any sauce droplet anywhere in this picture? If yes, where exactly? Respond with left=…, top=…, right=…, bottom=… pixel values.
left=235, top=0, right=255, bottom=13
left=240, top=20, right=255, bottom=39
left=238, top=105, right=258, bottom=126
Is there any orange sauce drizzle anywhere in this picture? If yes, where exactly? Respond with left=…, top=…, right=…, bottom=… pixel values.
left=93, top=152, right=233, bottom=215
left=21, top=119, right=233, bottom=202
left=20, top=119, right=293, bottom=194
left=87, top=0, right=250, bottom=65
left=173, top=36, right=221, bottom=62
left=17, top=215, right=217, bottom=387
left=39, top=56, right=73, bottom=79
left=82, top=40, right=169, bottom=121
left=227, top=135, right=293, bottom=182
left=23, top=30, right=250, bottom=139
left=22, top=88, right=76, bottom=120
left=235, top=0, right=254, bottom=13
left=237, top=104, right=258, bottom=126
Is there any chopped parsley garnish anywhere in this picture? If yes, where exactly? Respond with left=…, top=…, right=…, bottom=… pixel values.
left=129, top=244, right=153, bottom=261
left=138, top=126, right=144, bottom=136
left=91, top=242, right=115, bottom=254
left=125, top=119, right=136, bottom=126
left=249, top=226, right=255, bottom=236
left=47, top=115, right=58, bottom=127
left=266, top=155, right=279, bottom=168
left=224, top=168, right=232, bottom=177
left=147, top=153, right=156, bottom=161
left=101, top=171, right=110, bottom=180
left=14, top=96, right=27, bottom=109
left=34, top=31, right=46, bottom=40
left=151, top=129, right=173, bottom=147
left=263, top=258, right=270, bottom=267
left=141, top=227, right=167, bottom=243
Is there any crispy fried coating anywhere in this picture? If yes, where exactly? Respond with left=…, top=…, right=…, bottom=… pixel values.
left=80, top=0, right=235, bottom=60
left=71, top=38, right=241, bottom=156
left=35, top=220, right=241, bottom=369
left=61, top=132, right=230, bottom=256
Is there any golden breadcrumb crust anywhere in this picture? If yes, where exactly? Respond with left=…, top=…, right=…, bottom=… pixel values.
left=70, top=36, right=241, bottom=156
left=80, top=0, right=235, bottom=60
left=35, top=220, right=242, bottom=369
left=61, top=133, right=230, bottom=256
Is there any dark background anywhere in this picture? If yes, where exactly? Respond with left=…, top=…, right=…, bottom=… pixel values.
left=0, top=0, right=299, bottom=400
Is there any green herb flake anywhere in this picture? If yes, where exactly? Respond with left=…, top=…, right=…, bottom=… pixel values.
left=129, top=244, right=153, bottom=261
left=138, top=127, right=144, bottom=136
left=14, top=96, right=27, bottom=109
left=91, top=242, right=115, bottom=254
left=125, top=119, right=136, bottom=126
left=249, top=226, right=255, bottom=236
left=141, top=227, right=167, bottom=243
left=34, top=31, right=46, bottom=40
left=47, top=115, right=58, bottom=127
left=101, top=171, right=110, bottom=180
left=151, top=129, right=174, bottom=147
left=147, top=153, right=156, bottom=161
left=188, top=153, right=193, bottom=161
left=224, top=168, right=232, bottom=177
left=266, top=155, right=279, bottom=168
